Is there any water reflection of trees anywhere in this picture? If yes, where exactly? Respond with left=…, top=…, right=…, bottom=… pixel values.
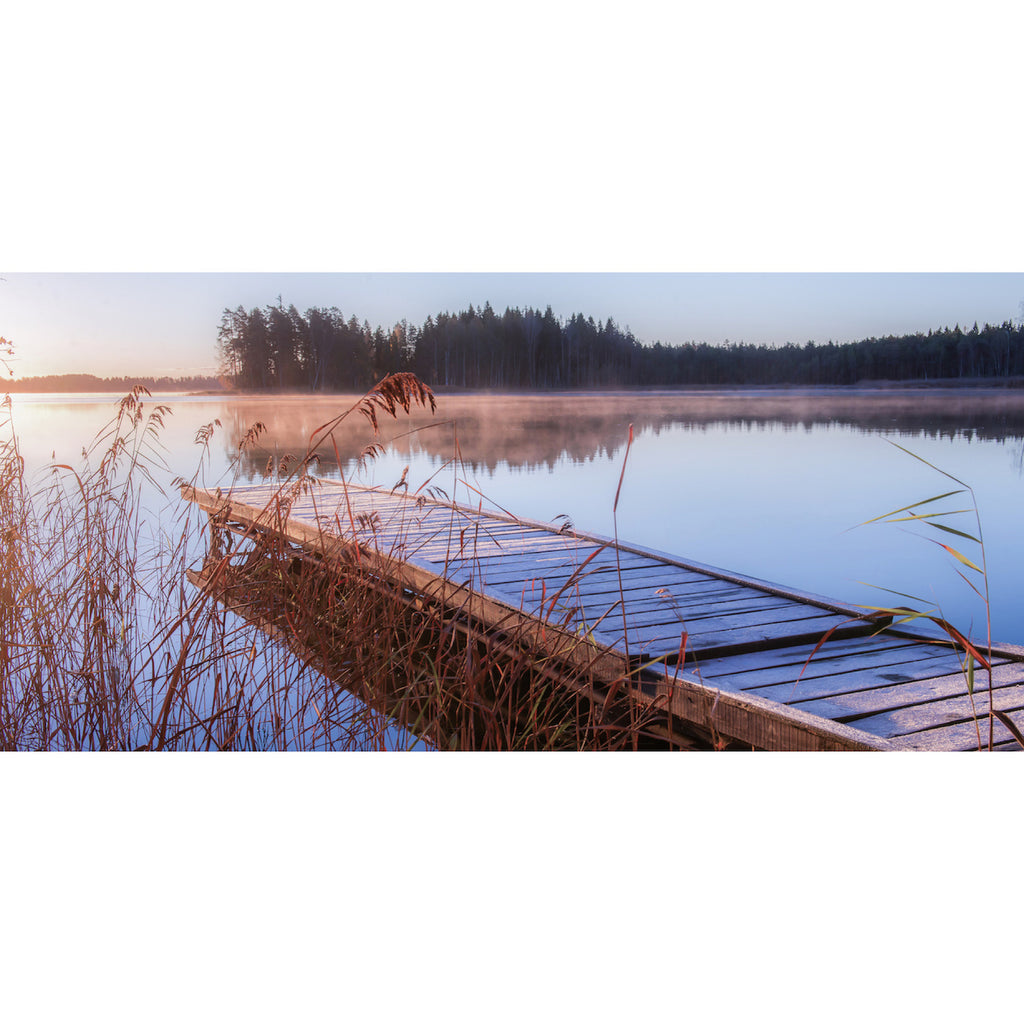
left=222, top=390, right=1024, bottom=478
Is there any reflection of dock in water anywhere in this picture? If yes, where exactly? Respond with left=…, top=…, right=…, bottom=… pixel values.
left=183, top=479, right=1024, bottom=751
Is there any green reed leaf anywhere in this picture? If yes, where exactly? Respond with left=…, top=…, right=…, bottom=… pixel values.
left=935, top=542, right=983, bottom=574
left=859, top=489, right=965, bottom=527
left=858, top=604, right=936, bottom=626
left=885, top=440, right=971, bottom=488
left=920, top=519, right=980, bottom=543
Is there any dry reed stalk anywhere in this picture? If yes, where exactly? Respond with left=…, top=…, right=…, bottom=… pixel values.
left=189, top=378, right=690, bottom=749
left=0, top=384, right=376, bottom=750
left=1, top=373, right=695, bottom=750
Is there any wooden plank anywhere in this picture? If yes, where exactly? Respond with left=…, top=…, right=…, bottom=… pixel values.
left=566, top=586, right=792, bottom=620
left=441, top=555, right=612, bottom=593
left=564, top=584, right=748, bottom=617
left=442, top=544, right=604, bottom=570
left=721, top=649, right=976, bottom=699
left=695, top=636, right=954, bottom=684
left=625, top=609, right=850, bottom=646
left=418, top=520, right=569, bottom=540
left=539, top=597, right=807, bottom=641
left=889, top=708, right=1024, bottom=751
left=593, top=564, right=734, bottom=588
left=325, top=503, right=468, bottom=529
left=294, top=499, right=465, bottom=533
left=774, top=660, right=1021, bottom=721
left=399, top=521, right=568, bottom=545
left=446, top=500, right=885, bottom=619
left=618, top=590, right=797, bottom=616
left=590, top=610, right=870, bottom=660
left=412, top=536, right=590, bottom=563
left=493, top=569, right=742, bottom=604
left=530, top=603, right=849, bottom=654
left=465, top=552, right=663, bottom=587
left=828, top=670, right=1024, bottom=740
left=716, top=655, right=970, bottom=704
left=345, top=514, right=508, bottom=545
left=489, top=586, right=801, bottom=638
left=506, top=568, right=766, bottom=603
left=604, top=599, right=840, bottom=634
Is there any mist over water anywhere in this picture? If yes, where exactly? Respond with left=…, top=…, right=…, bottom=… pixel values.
left=12, top=387, right=1024, bottom=646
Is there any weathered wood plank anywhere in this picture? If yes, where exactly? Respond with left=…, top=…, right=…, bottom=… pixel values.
left=443, top=544, right=604, bottom=570
left=720, top=649, right=979, bottom=697
left=889, top=710, right=1024, bottom=751
left=467, top=553, right=666, bottom=588
left=567, top=586, right=793, bottom=621
left=526, top=604, right=848, bottom=655
left=496, top=571, right=744, bottom=605
left=412, top=539, right=578, bottom=564
left=591, top=611, right=869, bottom=660
left=401, top=521, right=567, bottom=544
left=713, top=655, right=970, bottom=704
left=621, top=589, right=796, bottom=615
left=416, top=539, right=597, bottom=567
left=772, top=660, right=1020, bottom=720
left=605, top=599, right=843, bottom=634
left=830, top=671, right=1024, bottom=740
left=490, top=586, right=808, bottom=639
left=696, top=637, right=954, bottom=685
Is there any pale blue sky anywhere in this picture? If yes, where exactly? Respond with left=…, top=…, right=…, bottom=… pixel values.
left=5, top=7, right=1023, bottom=384
left=2, top=272, right=1023, bottom=379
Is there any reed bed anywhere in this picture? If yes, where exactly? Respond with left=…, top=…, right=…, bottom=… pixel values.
left=1, top=374, right=689, bottom=751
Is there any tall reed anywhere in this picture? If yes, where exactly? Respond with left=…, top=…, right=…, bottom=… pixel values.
left=191, top=375, right=678, bottom=750
left=1, top=373, right=686, bottom=750
left=856, top=441, right=1011, bottom=750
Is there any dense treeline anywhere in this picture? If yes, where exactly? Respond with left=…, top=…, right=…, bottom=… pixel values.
left=217, top=302, right=402, bottom=390
left=216, top=299, right=1024, bottom=391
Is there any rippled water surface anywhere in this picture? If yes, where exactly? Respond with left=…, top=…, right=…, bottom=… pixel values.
left=12, top=387, right=1024, bottom=645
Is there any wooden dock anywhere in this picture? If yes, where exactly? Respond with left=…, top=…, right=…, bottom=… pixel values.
left=183, top=478, right=1024, bottom=751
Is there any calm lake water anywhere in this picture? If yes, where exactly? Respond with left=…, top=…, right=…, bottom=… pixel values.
left=11, top=386, right=1024, bottom=647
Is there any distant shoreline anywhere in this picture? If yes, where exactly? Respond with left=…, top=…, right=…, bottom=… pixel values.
left=9, top=372, right=1024, bottom=395
left=8, top=375, right=1024, bottom=397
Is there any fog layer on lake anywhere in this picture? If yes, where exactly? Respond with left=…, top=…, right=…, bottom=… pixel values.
left=13, top=387, right=1024, bottom=646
